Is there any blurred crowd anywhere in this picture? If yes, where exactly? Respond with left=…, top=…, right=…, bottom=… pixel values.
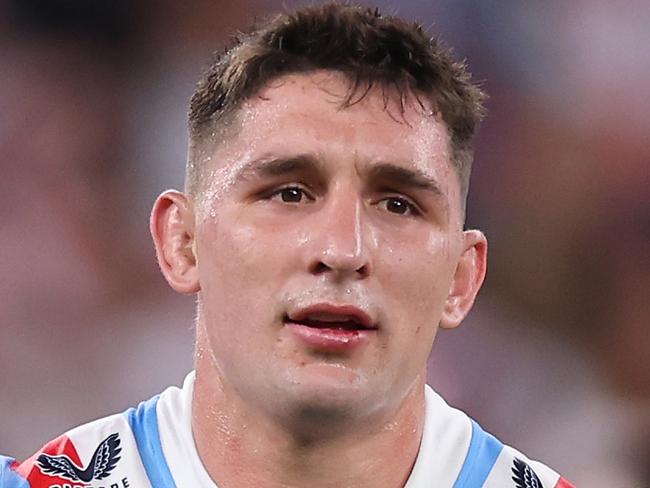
left=1, top=1, right=648, bottom=485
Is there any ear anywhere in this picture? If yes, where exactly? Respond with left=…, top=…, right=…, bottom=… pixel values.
left=439, top=230, right=487, bottom=329
left=150, top=190, right=200, bottom=294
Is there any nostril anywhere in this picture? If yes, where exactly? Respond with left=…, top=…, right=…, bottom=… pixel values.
left=309, top=260, right=369, bottom=278
left=310, top=261, right=330, bottom=275
left=356, top=263, right=369, bottom=278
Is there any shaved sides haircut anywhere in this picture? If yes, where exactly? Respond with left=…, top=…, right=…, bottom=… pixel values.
left=187, top=3, right=486, bottom=205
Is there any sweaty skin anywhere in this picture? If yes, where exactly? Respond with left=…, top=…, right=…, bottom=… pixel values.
left=151, top=70, right=487, bottom=488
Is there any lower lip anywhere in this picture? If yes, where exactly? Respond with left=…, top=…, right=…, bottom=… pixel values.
left=285, top=322, right=373, bottom=352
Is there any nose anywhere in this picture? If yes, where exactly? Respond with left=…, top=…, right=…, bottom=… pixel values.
left=306, top=190, right=371, bottom=280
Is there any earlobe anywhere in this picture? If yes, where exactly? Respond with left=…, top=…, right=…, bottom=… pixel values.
left=439, top=230, right=487, bottom=329
left=150, top=190, right=201, bottom=294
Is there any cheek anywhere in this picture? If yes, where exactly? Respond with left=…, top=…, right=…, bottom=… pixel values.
left=378, top=231, right=457, bottom=325
left=200, top=211, right=283, bottom=271
left=195, top=209, right=304, bottom=322
left=197, top=217, right=268, bottom=315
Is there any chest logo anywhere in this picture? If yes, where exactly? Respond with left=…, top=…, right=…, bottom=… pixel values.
left=512, top=457, right=544, bottom=488
left=36, top=433, right=122, bottom=483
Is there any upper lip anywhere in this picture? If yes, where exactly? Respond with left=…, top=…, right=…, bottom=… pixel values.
left=286, top=303, right=377, bottom=330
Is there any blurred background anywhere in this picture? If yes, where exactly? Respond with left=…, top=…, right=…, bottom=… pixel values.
left=0, top=0, right=648, bottom=485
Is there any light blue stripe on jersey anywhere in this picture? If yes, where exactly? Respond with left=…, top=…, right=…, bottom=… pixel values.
left=452, top=419, right=504, bottom=488
left=0, top=456, right=30, bottom=488
left=125, top=395, right=177, bottom=488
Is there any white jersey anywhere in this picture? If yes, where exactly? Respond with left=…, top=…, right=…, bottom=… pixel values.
left=1, top=372, right=574, bottom=488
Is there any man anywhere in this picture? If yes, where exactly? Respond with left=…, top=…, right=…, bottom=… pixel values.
left=1, top=4, right=574, bottom=488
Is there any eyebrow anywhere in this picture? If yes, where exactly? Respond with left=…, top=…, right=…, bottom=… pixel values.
left=366, top=162, right=445, bottom=197
left=234, top=154, right=323, bottom=182
left=233, top=154, right=445, bottom=197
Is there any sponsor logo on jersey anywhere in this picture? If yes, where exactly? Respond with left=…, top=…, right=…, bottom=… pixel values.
left=36, top=433, right=122, bottom=484
left=511, top=457, right=544, bottom=488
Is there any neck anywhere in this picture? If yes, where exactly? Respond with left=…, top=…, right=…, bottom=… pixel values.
left=192, top=355, right=425, bottom=488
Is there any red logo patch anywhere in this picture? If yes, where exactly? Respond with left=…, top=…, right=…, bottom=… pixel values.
left=15, top=435, right=85, bottom=487
left=554, top=477, right=576, bottom=488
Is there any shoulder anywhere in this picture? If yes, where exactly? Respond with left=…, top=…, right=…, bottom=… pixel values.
left=0, top=395, right=169, bottom=488
left=467, top=422, right=575, bottom=488
left=418, top=385, right=575, bottom=488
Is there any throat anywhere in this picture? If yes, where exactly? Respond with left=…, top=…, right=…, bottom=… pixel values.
left=193, top=395, right=424, bottom=488
left=192, top=338, right=426, bottom=488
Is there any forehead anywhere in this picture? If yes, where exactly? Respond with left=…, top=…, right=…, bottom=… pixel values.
left=232, top=71, right=450, bottom=159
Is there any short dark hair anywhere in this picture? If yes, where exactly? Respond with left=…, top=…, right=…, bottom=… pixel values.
left=187, top=3, right=486, bottom=202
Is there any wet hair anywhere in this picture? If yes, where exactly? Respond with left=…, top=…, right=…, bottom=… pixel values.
left=187, top=2, right=486, bottom=203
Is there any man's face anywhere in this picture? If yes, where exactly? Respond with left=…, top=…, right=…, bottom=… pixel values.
left=192, top=71, right=468, bottom=421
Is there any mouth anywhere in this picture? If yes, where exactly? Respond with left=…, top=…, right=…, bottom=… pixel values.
left=283, top=304, right=377, bottom=352
left=284, top=303, right=376, bottom=331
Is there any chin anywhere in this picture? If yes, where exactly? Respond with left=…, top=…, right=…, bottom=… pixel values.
left=288, top=358, right=372, bottom=393
left=270, top=363, right=385, bottom=430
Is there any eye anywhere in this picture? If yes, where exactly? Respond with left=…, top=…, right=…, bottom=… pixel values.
left=378, top=196, right=419, bottom=216
left=269, top=186, right=311, bottom=204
